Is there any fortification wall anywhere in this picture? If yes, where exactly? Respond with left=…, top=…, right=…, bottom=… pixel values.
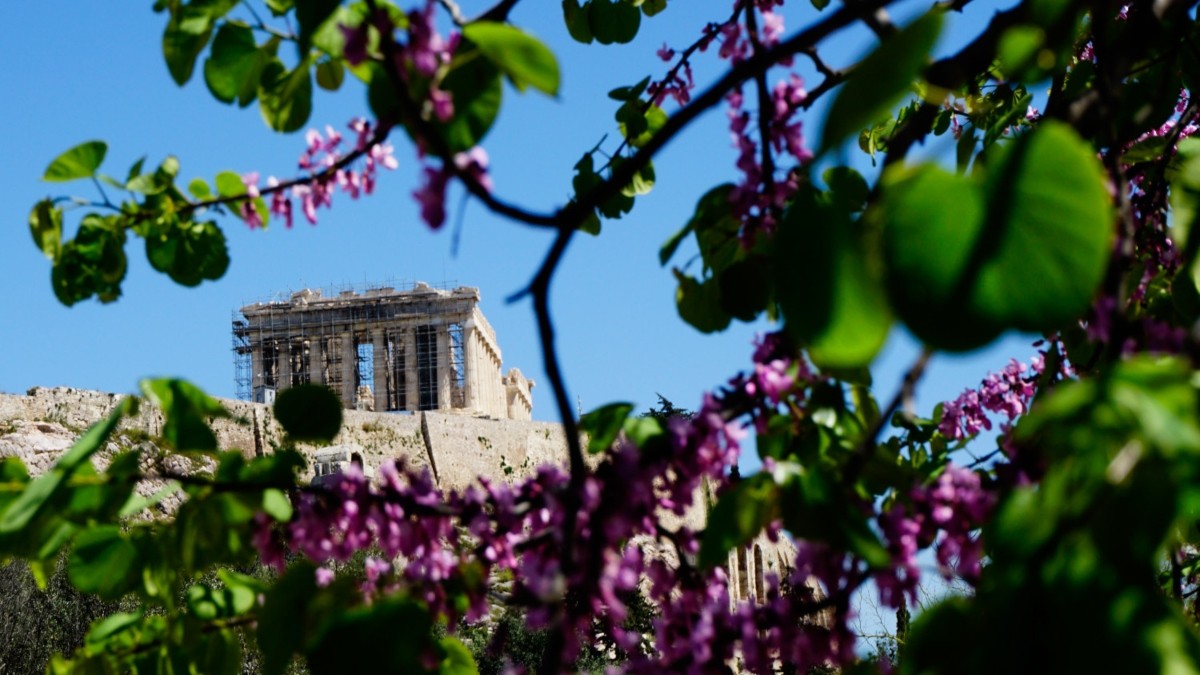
left=0, top=387, right=564, bottom=491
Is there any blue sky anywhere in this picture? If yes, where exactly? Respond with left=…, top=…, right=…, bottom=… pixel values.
left=0, top=1, right=1034, bottom=464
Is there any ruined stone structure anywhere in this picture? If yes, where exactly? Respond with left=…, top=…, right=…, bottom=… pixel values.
left=232, top=283, right=533, bottom=420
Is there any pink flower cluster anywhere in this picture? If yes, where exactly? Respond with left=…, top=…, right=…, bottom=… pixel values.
left=250, top=331, right=1013, bottom=672
left=938, top=356, right=1044, bottom=440
left=254, top=365, right=754, bottom=666
left=877, top=464, right=995, bottom=607
left=725, top=73, right=812, bottom=234
left=413, top=147, right=492, bottom=230
left=340, top=0, right=457, bottom=121
left=238, top=118, right=398, bottom=229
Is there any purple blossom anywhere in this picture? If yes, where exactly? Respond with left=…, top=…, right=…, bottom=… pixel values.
left=939, top=357, right=1043, bottom=440
left=340, top=22, right=369, bottom=66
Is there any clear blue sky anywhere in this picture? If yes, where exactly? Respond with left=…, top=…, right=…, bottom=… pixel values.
left=1, top=1, right=1033, bottom=464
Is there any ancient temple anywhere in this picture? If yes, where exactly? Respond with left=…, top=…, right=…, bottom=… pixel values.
left=232, top=283, right=533, bottom=420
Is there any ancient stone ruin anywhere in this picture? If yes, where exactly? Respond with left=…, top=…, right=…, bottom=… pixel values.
left=232, top=282, right=534, bottom=420
left=0, top=281, right=797, bottom=621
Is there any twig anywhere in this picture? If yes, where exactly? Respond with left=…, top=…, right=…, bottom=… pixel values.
left=436, top=0, right=468, bottom=26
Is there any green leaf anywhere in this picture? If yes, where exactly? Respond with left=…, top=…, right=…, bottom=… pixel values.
left=699, top=474, right=778, bottom=569
left=659, top=222, right=692, bottom=266
left=608, top=76, right=651, bottom=101
left=258, top=58, right=314, bottom=133
left=262, top=488, right=293, bottom=522
left=432, top=47, right=504, bottom=153
left=879, top=164, right=998, bottom=350
left=295, top=0, right=341, bottom=56
left=880, top=122, right=1112, bottom=350
left=274, top=384, right=344, bottom=443
left=824, top=166, right=870, bottom=213
left=616, top=157, right=655, bottom=196
left=307, top=597, right=436, bottom=675
left=439, top=636, right=478, bottom=674
left=144, top=219, right=230, bottom=287
left=118, top=481, right=181, bottom=518
left=622, top=415, right=663, bottom=448
left=589, top=0, right=641, bottom=45
left=718, top=259, right=770, bottom=322
left=463, top=22, right=560, bottom=96
left=258, top=563, right=317, bottom=675
left=580, top=402, right=635, bottom=454
left=30, top=199, right=63, bottom=261
left=775, top=185, right=891, bottom=367
left=163, top=5, right=215, bottom=85
left=778, top=466, right=890, bottom=567
left=315, top=58, right=345, bottom=91
left=562, top=0, right=594, bottom=43
left=43, top=141, right=107, bottom=182
left=675, top=272, right=732, bottom=333
left=688, top=184, right=741, bottom=273
left=973, top=121, right=1112, bottom=330
left=618, top=102, right=666, bottom=147
left=265, top=0, right=294, bottom=15
left=821, top=11, right=943, bottom=152
left=205, top=21, right=270, bottom=106
left=187, top=579, right=257, bottom=620
left=68, top=525, right=141, bottom=599
left=640, top=0, right=667, bottom=16
left=188, top=177, right=214, bottom=200
left=86, top=611, right=143, bottom=646
left=140, top=378, right=229, bottom=451
left=578, top=209, right=601, bottom=235
left=214, top=170, right=245, bottom=197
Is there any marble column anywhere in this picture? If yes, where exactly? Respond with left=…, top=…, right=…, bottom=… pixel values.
left=250, top=345, right=265, bottom=393
left=404, top=327, right=419, bottom=411
left=278, top=340, right=292, bottom=391
left=462, top=323, right=478, bottom=411
left=373, top=330, right=388, bottom=411
left=437, top=326, right=452, bottom=410
left=341, top=332, right=356, bottom=409
left=311, top=339, right=325, bottom=386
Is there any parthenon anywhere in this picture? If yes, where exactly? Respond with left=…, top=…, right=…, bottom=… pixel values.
left=232, top=283, right=533, bottom=420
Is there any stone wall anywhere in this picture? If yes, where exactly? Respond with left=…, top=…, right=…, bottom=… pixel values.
left=0, top=387, right=571, bottom=493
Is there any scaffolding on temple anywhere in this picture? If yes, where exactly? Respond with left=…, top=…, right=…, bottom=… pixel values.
left=231, top=281, right=533, bottom=420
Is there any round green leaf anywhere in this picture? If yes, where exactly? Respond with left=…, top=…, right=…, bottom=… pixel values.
left=433, top=47, right=503, bottom=153
left=675, top=272, right=731, bottom=333
left=562, top=0, right=594, bottom=43
left=274, top=384, right=343, bottom=443
left=880, top=164, right=1000, bottom=351
left=204, top=22, right=270, bottom=106
left=589, top=0, right=641, bottom=45
left=258, top=59, right=313, bottom=133
left=974, top=121, right=1114, bottom=332
left=438, top=636, right=478, bottom=675
left=162, top=6, right=215, bottom=85
left=881, top=122, right=1112, bottom=350
left=315, top=58, right=345, bottom=91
